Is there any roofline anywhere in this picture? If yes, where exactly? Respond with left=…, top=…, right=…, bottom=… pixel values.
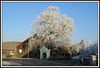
left=2, top=50, right=15, bottom=51
left=16, top=38, right=29, bottom=47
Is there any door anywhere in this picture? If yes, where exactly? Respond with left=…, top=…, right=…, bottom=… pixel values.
left=42, top=53, right=46, bottom=59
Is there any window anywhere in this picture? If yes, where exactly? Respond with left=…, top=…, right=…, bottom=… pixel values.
left=19, top=49, right=22, bottom=53
left=10, top=51, right=14, bottom=55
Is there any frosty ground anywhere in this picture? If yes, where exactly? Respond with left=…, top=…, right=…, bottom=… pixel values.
left=2, top=56, right=80, bottom=66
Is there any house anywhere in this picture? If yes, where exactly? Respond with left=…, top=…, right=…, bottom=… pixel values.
left=16, top=38, right=29, bottom=58
left=40, top=46, right=51, bottom=59
left=2, top=39, right=30, bottom=58
left=2, top=42, right=21, bottom=58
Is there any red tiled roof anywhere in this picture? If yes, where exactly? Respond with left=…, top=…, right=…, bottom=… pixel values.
left=16, top=38, right=29, bottom=47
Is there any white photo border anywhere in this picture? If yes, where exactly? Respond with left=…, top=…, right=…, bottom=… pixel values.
left=1, top=1, right=99, bottom=67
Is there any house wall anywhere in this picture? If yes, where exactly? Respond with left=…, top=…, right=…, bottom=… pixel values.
left=2, top=50, right=15, bottom=58
left=16, top=39, right=29, bottom=58
left=40, top=51, right=50, bottom=59
left=40, top=46, right=51, bottom=59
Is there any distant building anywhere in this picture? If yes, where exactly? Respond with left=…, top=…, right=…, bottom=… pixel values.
left=2, top=42, right=21, bottom=58
left=2, top=38, right=30, bottom=58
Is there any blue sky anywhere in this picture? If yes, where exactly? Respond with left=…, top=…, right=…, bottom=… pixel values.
left=2, top=2, right=98, bottom=44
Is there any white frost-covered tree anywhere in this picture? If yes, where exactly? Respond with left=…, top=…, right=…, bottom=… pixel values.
left=78, top=40, right=98, bottom=56
left=89, top=40, right=98, bottom=55
left=30, top=6, right=75, bottom=50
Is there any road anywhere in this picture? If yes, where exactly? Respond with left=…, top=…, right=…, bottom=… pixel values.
left=2, top=58, right=80, bottom=66
left=72, top=55, right=80, bottom=59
